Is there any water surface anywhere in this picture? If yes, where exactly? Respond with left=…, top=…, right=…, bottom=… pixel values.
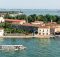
left=0, top=38, right=60, bottom=57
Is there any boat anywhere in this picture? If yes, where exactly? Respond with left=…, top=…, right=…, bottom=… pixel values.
left=0, top=45, right=26, bottom=51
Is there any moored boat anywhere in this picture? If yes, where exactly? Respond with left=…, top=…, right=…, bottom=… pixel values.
left=0, top=45, right=26, bottom=51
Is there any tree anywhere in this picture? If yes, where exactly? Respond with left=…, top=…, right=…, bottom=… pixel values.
left=16, top=14, right=27, bottom=20
left=50, top=15, right=57, bottom=22
left=37, top=15, right=47, bottom=22
left=30, top=14, right=37, bottom=21
left=28, top=16, right=33, bottom=23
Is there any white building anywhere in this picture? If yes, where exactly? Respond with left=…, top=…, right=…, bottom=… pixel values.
left=0, top=28, right=4, bottom=36
left=54, top=25, right=60, bottom=33
left=0, top=17, right=5, bottom=23
left=37, top=26, right=50, bottom=36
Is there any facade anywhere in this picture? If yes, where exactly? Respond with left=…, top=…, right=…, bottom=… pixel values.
left=0, top=28, right=4, bottom=36
left=11, top=23, right=38, bottom=34
left=0, top=17, right=5, bottom=23
left=55, top=27, right=60, bottom=33
left=54, top=25, right=60, bottom=35
left=34, top=26, right=51, bottom=38
left=46, top=22, right=60, bottom=35
left=55, top=25, right=60, bottom=33
left=37, top=27, right=50, bottom=36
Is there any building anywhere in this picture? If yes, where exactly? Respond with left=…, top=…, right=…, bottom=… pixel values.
left=46, top=22, right=60, bottom=35
left=5, top=19, right=26, bottom=25
left=37, top=26, right=50, bottom=36
left=54, top=24, right=60, bottom=35
left=32, top=25, right=51, bottom=38
left=11, top=23, right=38, bottom=34
left=0, top=28, right=4, bottom=36
left=9, top=13, right=23, bottom=17
left=31, top=21, right=44, bottom=25
left=45, top=22, right=57, bottom=35
left=55, top=25, right=60, bottom=32
left=0, top=17, right=5, bottom=23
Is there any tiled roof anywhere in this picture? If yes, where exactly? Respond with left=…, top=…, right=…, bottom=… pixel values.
left=22, top=23, right=33, bottom=26
left=5, top=19, right=25, bottom=22
left=0, top=28, right=4, bottom=30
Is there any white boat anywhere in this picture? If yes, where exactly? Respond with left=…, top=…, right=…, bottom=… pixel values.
left=0, top=45, right=26, bottom=51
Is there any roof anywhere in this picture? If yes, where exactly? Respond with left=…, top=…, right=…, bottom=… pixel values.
left=45, top=22, right=58, bottom=28
left=35, top=25, right=50, bottom=29
left=31, top=21, right=44, bottom=24
left=22, top=23, right=33, bottom=26
left=45, top=22, right=57, bottom=26
left=5, top=19, right=25, bottom=22
left=0, top=28, right=4, bottom=30
left=22, top=23, right=50, bottom=28
left=33, top=21, right=44, bottom=23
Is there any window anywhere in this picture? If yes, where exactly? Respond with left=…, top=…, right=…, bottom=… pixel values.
left=47, top=29, right=48, bottom=32
left=46, top=33, right=48, bottom=35
left=43, top=30, right=44, bottom=32
left=39, top=33, right=41, bottom=35
left=43, top=33, right=44, bottom=35
left=40, top=30, right=41, bottom=31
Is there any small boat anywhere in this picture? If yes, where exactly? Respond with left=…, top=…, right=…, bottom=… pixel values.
left=0, top=45, right=26, bottom=51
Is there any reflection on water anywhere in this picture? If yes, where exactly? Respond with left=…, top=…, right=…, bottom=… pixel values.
left=40, top=39, right=51, bottom=46
left=0, top=38, right=4, bottom=45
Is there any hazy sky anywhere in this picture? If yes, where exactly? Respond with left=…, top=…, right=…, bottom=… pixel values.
left=0, top=0, right=60, bottom=9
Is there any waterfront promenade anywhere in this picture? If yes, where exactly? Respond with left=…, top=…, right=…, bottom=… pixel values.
left=0, top=35, right=55, bottom=38
left=0, top=36, right=35, bottom=38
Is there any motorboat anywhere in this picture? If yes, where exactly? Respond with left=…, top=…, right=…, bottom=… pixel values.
left=0, top=45, right=26, bottom=51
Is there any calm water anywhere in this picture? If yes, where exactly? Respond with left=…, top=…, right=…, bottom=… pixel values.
left=0, top=38, right=60, bottom=57
left=0, top=9, right=60, bottom=15
left=21, top=9, right=60, bottom=16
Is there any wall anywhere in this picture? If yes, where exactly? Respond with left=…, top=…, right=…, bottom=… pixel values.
left=0, top=29, right=4, bottom=36
left=55, top=27, right=60, bottom=32
left=0, top=17, right=5, bottom=23
left=38, top=28, right=50, bottom=36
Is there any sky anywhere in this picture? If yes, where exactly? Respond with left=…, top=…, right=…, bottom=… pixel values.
left=0, top=0, right=60, bottom=9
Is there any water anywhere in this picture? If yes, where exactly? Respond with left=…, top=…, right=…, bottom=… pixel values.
left=21, top=9, right=60, bottom=16
left=0, top=38, right=60, bottom=57
left=0, top=9, right=60, bottom=16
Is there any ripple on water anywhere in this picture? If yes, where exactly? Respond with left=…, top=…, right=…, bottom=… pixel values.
left=0, top=38, right=60, bottom=57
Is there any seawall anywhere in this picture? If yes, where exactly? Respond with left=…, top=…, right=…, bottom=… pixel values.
left=0, top=35, right=52, bottom=38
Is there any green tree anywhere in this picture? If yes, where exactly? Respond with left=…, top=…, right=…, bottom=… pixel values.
left=16, top=14, right=27, bottom=20
left=28, top=16, right=33, bottom=23
left=50, top=15, right=57, bottom=22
